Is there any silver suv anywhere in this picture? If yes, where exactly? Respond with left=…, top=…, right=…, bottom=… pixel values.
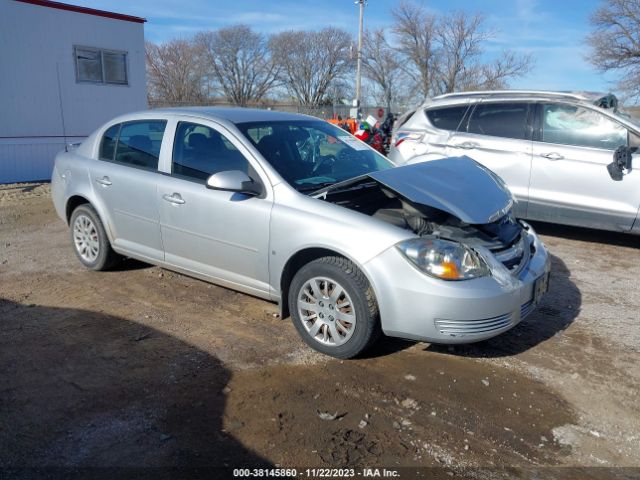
left=389, top=90, right=640, bottom=234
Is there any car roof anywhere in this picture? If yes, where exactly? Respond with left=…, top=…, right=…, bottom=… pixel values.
left=142, top=106, right=317, bottom=124
left=426, top=90, right=613, bottom=108
left=433, top=89, right=608, bottom=101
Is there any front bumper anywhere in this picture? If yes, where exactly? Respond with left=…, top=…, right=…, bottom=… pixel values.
left=364, top=224, right=551, bottom=344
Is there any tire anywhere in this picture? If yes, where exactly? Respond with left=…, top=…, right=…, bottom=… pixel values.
left=288, top=256, right=380, bottom=359
left=69, top=204, right=120, bottom=271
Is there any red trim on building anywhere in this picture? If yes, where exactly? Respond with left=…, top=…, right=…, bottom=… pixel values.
left=13, top=0, right=146, bottom=23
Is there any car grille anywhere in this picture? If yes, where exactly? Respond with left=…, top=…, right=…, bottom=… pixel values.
left=491, top=235, right=527, bottom=271
left=435, top=312, right=513, bottom=336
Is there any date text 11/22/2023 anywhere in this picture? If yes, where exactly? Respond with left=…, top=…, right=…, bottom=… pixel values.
left=232, top=468, right=400, bottom=477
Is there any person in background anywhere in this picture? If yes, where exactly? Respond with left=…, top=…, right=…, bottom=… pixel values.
left=337, top=115, right=350, bottom=132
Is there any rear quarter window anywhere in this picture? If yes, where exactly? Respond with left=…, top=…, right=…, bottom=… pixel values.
left=426, top=106, right=469, bottom=131
left=394, top=108, right=417, bottom=129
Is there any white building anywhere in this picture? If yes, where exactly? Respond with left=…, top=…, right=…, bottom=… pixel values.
left=0, top=0, right=147, bottom=183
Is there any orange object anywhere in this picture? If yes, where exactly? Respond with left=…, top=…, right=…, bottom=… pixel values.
left=326, top=118, right=357, bottom=134
left=439, top=261, right=460, bottom=279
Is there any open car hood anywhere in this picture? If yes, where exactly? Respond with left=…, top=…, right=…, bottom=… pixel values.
left=367, top=156, right=513, bottom=224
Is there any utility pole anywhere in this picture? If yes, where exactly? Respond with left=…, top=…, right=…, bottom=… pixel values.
left=352, top=0, right=366, bottom=119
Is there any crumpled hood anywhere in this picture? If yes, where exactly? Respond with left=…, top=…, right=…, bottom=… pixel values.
left=368, top=156, right=513, bottom=224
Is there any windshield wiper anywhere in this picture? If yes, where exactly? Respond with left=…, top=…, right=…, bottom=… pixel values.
left=311, top=177, right=377, bottom=197
left=297, top=181, right=337, bottom=193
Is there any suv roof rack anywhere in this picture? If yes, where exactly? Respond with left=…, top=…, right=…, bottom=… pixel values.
left=431, top=90, right=608, bottom=102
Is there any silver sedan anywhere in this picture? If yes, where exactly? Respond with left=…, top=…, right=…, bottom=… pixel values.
left=51, top=108, right=550, bottom=358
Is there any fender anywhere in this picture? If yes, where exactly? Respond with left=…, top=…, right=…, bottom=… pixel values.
left=274, top=243, right=387, bottom=320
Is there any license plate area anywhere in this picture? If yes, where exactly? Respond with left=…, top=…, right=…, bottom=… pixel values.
left=534, top=271, right=550, bottom=304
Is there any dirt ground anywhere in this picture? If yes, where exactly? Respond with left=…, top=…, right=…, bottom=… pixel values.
left=1, top=183, right=639, bottom=477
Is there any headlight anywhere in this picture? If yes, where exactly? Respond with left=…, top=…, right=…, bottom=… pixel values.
left=396, top=238, right=489, bottom=280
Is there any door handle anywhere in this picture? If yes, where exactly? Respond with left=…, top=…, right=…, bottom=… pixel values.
left=162, top=193, right=185, bottom=205
left=95, top=176, right=112, bottom=186
left=455, top=141, right=477, bottom=150
left=541, top=152, right=564, bottom=160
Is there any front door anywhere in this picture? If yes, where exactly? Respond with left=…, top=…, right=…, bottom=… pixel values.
left=528, top=102, right=640, bottom=231
left=157, top=120, right=272, bottom=295
left=446, top=101, right=533, bottom=218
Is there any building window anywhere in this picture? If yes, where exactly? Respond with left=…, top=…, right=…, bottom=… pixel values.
left=74, top=46, right=128, bottom=85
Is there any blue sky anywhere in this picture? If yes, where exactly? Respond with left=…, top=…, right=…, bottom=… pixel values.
left=79, top=0, right=614, bottom=93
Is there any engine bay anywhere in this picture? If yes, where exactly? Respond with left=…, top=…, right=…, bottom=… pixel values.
left=322, top=180, right=527, bottom=271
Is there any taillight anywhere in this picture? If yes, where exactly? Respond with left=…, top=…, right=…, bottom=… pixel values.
left=393, top=131, right=423, bottom=147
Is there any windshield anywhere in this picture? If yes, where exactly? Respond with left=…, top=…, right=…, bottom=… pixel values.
left=236, top=120, right=393, bottom=191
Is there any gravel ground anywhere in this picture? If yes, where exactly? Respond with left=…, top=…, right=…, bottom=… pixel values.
left=1, top=183, right=639, bottom=477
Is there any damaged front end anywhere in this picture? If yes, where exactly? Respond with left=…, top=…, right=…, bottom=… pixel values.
left=315, top=157, right=533, bottom=282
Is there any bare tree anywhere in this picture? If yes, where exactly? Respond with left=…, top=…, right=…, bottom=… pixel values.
left=392, top=1, right=438, bottom=100
left=270, top=28, right=353, bottom=106
left=437, top=13, right=532, bottom=93
left=475, top=51, right=534, bottom=90
left=145, top=40, right=205, bottom=104
left=436, top=12, right=490, bottom=94
left=587, top=0, right=640, bottom=99
left=361, top=29, right=406, bottom=110
left=196, top=25, right=278, bottom=106
left=392, top=2, right=532, bottom=99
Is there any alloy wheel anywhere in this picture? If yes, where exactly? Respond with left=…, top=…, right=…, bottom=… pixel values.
left=72, top=214, right=100, bottom=263
left=297, top=276, right=356, bottom=346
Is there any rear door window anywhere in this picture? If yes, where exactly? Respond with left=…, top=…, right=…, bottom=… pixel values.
left=541, top=103, right=627, bottom=150
left=113, top=120, right=167, bottom=170
left=172, top=122, right=249, bottom=182
left=467, top=103, right=529, bottom=140
left=426, top=106, right=469, bottom=131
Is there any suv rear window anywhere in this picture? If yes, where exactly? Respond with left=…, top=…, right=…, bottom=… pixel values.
left=394, top=108, right=417, bottom=129
left=426, top=106, right=468, bottom=131
left=467, top=103, right=529, bottom=140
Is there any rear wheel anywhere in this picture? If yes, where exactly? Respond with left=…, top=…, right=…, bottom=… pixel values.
left=70, top=204, right=120, bottom=271
left=289, top=256, right=380, bottom=359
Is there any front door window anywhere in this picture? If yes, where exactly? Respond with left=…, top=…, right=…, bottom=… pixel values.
left=541, top=104, right=627, bottom=150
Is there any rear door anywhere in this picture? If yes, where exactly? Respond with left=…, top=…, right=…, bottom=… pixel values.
left=528, top=102, right=640, bottom=231
left=446, top=101, right=533, bottom=218
left=157, top=118, right=273, bottom=296
left=90, top=120, right=167, bottom=261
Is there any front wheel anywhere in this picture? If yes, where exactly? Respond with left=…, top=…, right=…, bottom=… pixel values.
left=69, top=204, right=120, bottom=271
left=288, top=256, right=380, bottom=359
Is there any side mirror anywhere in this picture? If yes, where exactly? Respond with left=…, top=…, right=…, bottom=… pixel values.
left=607, top=145, right=635, bottom=181
left=206, top=170, right=262, bottom=196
